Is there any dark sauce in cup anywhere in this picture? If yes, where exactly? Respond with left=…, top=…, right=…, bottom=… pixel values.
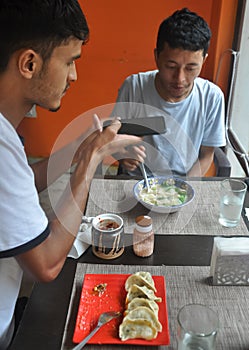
left=92, top=214, right=124, bottom=259
left=97, top=219, right=119, bottom=231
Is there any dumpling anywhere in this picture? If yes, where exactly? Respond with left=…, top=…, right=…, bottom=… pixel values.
left=125, top=272, right=156, bottom=292
left=126, top=284, right=162, bottom=303
left=135, top=272, right=156, bottom=289
left=125, top=297, right=159, bottom=317
left=119, top=318, right=157, bottom=341
left=119, top=271, right=162, bottom=342
left=123, top=306, right=162, bottom=332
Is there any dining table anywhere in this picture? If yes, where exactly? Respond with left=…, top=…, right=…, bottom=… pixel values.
left=9, top=176, right=249, bottom=350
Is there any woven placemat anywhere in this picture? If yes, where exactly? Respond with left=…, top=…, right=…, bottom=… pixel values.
left=61, top=263, right=249, bottom=350
left=85, top=179, right=248, bottom=236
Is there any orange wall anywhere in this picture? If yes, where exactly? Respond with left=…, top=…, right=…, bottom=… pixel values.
left=208, top=0, right=238, bottom=91
left=17, top=0, right=238, bottom=157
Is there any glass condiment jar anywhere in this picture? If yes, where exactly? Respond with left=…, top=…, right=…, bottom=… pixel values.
left=133, top=215, right=154, bottom=257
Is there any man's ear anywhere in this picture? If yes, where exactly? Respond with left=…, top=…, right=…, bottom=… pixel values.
left=154, top=48, right=159, bottom=65
left=203, top=53, right=208, bottom=64
left=18, top=49, right=39, bottom=79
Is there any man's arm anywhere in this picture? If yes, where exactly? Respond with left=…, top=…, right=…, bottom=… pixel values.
left=16, top=121, right=141, bottom=282
left=30, top=140, right=79, bottom=193
left=187, top=145, right=214, bottom=177
left=31, top=116, right=111, bottom=193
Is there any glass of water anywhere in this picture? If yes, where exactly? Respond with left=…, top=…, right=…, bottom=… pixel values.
left=177, top=304, right=219, bottom=350
left=219, top=179, right=247, bottom=228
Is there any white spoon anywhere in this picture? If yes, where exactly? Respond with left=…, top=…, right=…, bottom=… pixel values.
left=139, top=162, right=150, bottom=192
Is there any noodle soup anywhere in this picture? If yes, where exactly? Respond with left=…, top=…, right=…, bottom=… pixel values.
left=133, top=177, right=195, bottom=213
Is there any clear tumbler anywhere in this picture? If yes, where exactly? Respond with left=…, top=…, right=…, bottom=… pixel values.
left=177, top=303, right=219, bottom=350
left=219, top=179, right=247, bottom=228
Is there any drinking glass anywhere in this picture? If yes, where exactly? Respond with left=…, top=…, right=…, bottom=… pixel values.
left=219, top=179, right=247, bottom=228
left=177, top=303, right=219, bottom=350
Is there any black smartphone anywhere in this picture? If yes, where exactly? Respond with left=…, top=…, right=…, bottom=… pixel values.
left=103, top=116, right=167, bottom=136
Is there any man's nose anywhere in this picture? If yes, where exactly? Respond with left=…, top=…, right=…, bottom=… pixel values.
left=174, top=67, right=185, bottom=83
left=69, top=62, right=77, bottom=82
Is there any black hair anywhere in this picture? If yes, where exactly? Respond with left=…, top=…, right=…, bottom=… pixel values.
left=0, top=0, right=89, bottom=73
left=156, top=8, right=211, bottom=57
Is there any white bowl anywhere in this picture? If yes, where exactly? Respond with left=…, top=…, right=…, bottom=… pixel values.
left=133, top=176, right=195, bottom=213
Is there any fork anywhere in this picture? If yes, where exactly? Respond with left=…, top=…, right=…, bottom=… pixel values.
left=72, top=311, right=121, bottom=349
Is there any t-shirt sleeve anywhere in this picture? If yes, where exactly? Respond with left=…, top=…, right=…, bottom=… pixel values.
left=116, top=76, right=134, bottom=102
left=113, top=74, right=150, bottom=119
left=112, top=76, right=136, bottom=119
left=0, top=133, right=48, bottom=256
left=202, top=85, right=226, bottom=147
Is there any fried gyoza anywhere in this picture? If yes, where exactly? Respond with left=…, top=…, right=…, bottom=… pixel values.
left=126, top=284, right=162, bottom=303
left=120, top=271, right=162, bottom=341
left=125, top=271, right=156, bottom=292
left=119, top=318, right=157, bottom=341
left=123, top=306, right=162, bottom=332
left=125, top=297, right=159, bottom=317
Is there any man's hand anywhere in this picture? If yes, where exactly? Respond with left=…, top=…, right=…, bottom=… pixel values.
left=117, top=145, right=146, bottom=172
left=17, top=115, right=142, bottom=283
left=74, top=116, right=143, bottom=169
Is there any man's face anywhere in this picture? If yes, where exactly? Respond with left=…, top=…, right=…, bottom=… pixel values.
left=30, top=38, right=82, bottom=112
left=154, top=43, right=207, bottom=102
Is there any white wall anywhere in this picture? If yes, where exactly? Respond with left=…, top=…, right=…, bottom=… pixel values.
left=229, top=1, right=249, bottom=155
left=226, top=1, right=249, bottom=176
left=227, top=148, right=245, bottom=177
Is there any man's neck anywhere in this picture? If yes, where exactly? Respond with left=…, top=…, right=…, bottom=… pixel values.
left=0, top=90, right=30, bottom=129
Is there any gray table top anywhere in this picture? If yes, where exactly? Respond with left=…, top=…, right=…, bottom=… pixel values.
left=10, top=177, right=249, bottom=350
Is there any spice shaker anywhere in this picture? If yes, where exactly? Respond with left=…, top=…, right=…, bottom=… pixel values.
left=133, top=215, right=154, bottom=257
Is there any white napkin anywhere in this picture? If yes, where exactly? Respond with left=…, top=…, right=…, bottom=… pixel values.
left=67, top=223, right=92, bottom=259
left=210, top=236, right=249, bottom=276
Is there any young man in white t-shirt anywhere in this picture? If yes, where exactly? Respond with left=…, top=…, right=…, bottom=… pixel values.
left=114, top=8, right=226, bottom=177
left=0, top=2, right=141, bottom=348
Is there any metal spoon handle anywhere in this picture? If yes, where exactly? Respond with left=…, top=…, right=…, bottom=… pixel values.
left=139, top=162, right=150, bottom=190
left=72, top=324, right=101, bottom=350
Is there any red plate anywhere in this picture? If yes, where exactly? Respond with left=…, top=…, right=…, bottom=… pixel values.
left=72, top=273, right=170, bottom=346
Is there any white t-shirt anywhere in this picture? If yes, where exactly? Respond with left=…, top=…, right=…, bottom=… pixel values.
left=0, top=113, right=49, bottom=349
left=114, top=70, right=226, bottom=175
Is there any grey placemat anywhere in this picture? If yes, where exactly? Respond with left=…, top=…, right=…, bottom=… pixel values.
left=61, top=263, right=249, bottom=350
left=85, top=179, right=248, bottom=236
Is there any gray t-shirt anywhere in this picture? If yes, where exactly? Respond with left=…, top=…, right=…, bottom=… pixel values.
left=114, top=70, right=226, bottom=176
